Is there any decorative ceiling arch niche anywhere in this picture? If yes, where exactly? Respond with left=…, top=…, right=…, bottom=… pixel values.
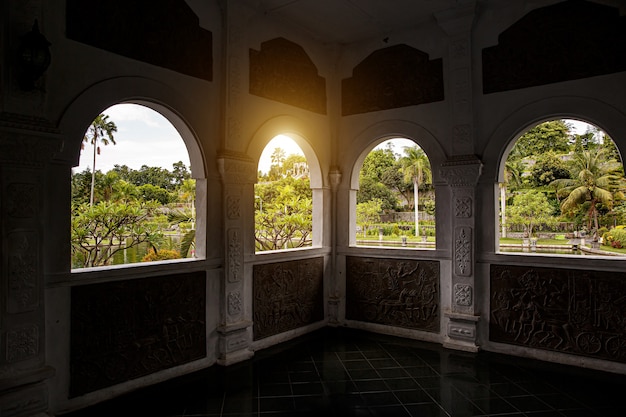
left=482, top=0, right=626, bottom=94
left=66, top=0, right=213, bottom=81
left=249, top=37, right=327, bottom=114
left=342, top=44, right=444, bottom=116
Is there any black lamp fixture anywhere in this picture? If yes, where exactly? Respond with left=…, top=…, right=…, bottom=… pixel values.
left=17, top=19, right=51, bottom=91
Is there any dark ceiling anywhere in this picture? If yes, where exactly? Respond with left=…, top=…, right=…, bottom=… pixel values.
left=240, top=0, right=462, bottom=44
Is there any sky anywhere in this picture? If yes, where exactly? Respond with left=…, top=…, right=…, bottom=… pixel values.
left=76, top=104, right=595, bottom=175
left=75, top=103, right=190, bottom=173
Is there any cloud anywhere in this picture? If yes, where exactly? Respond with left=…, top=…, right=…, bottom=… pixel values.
left=104, top=103, right=163, bottom=127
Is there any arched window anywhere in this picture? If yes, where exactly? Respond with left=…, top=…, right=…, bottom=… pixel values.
left=498, top=119, right=625, bottom=257
left=71, top=103, right=201, bottom=269
left=354, top=138, right=435, bottom=249
left=255, top=134, right=313, bottom=252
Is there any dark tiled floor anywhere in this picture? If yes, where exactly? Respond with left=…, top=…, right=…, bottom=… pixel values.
left=62, top=328, right=626, bottom=417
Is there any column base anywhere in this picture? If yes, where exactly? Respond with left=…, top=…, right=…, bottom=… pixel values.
left=217, top=321, right=254, bottom=366
left=443, top=311, right=480, bottom=352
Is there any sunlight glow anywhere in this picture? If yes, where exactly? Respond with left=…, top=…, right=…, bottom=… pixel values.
left=258, top=134, right=304, bottom=174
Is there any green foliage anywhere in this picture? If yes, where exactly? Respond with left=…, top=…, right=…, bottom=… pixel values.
left=357, top=177, right=399, bottom=210
left=512, top=120, right=571, bottom=158
left=507, top=190, right=557, bottom=237
left=530, top=151, right=571, bottom=187
left=356, top=199, right=383, bottom=237
left=358, top=148, right=402, bottom=210
left=551, top=147, right=625, bottom=230
left=141, top=248, right=181, bottom=262
left=603, top=228, right=626, bottom=249
left=138, top=184, right=174, bottom=205
left=71, top=200, right=163, bottom=268
left=255, top=176, right=313, bottom=251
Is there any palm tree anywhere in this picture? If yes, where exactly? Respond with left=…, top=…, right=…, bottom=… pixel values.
left=83, top=114, right=117, bottom=205
left=550, top=148, right=624, bottom=233
left=399, top=146, right=432, bottom=237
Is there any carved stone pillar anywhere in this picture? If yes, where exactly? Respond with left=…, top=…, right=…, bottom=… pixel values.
left=327, top=168, right=342, bottom=325
left=0, top=114, right=61, bottom=417
left=217, top=152, right=256, bottom=365
left=440, top=156, right=482, bottom=352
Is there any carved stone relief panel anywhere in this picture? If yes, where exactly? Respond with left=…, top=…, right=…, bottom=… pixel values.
left=217, top=155, right=257, bottom=185
left=346, top=257, right=439, bottom=332
left=253, top=258, right=324, bottom=340
left=226, top=194, right=241, bottom=220
left=6, top=324, right=39, bottom=363
left=454, top=227, right=472, bottom=276
left=228, top=291, right=242, bottom=316
left=70, top=272, right=206, bottom=397
left=441, top=162, right=482, bottom=189
left=227, top=228, right=242, bottom=283
left=7, top=231, right=38, bottom=313
left=490, top=265, right=626, bottom=363
left=454, top=283, right=473, bottom=307
left=6, top=183, right=36, bottom=218
left=455, top=196, right=472, bottom=218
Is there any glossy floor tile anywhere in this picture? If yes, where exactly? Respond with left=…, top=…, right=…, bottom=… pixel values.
left=61, top=327, right=626, bottom=417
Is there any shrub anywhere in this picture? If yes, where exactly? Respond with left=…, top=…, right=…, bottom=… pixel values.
left=603, top=228, right=626, bottom=249
left=142, top=249, right=181, bottom=262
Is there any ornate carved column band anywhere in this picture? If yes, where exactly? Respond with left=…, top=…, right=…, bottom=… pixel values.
left=0, top=113, right=61, bottom=417
left=440, top=155, right=482, bottom=352
left=217, top=152, right=257, bottom=365
left=435, top=0, right=476, bottom=156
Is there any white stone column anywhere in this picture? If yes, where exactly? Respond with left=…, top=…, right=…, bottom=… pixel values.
left=441, top=157, right=482, bottom=352
left=216, top=153, right=256, bottom=365
left=0, top=116, right=61, bottom=417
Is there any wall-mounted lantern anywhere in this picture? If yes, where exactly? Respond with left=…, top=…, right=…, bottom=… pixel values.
left=17, top=19, right=51, bottom=90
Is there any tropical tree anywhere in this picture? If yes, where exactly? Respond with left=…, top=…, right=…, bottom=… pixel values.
left=71, top=200, right=162, bottom=267
left=513, top=120, right=572, bottom=158
left=551, top=148, right=625, bottom=233
left=356, top=199, right=383, bottom=238
left=83, top=114, right=117, bottom=205
left=254, top=176, right=313, bottom=251
left=399, top=146, right=432, bottom=237
left=507, top=190, right=557, bottom=238
left=358, top=148, right=401, bottom=210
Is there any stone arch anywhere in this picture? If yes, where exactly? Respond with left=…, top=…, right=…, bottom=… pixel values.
left=346, top=119, right=446, bottom=247
left=348, top=120, right=446, bottom=190
left=55, top=76, right=209, bottom=263
left=247, top=115, right=326, bottom=248
left=481, top=96, right=626, bottom=184
left=56, top=77, right=206, bottom=179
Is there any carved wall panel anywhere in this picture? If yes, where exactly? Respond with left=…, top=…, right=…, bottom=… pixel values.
left=249, top=37, right=327, bottom=114
left=253, top=258, right=324, bottom=340
left=346, top=257, right=439, bottom=332
left=70, top=272, right=206, bottom=397
left=7, top=231, right=38, bottom=313
left=490, top=265, right=626, bottom=363
left=66, top=0, right=212, bottom=81
left=483, top=0, right=626, bottom=93
left=342, top=44, right=444, bottom=115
